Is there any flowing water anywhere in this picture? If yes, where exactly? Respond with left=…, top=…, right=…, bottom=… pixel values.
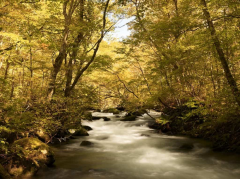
left=34, top=111, right=240, bottom=179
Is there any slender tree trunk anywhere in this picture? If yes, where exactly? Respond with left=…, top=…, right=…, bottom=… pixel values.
left=4, top=58, right=10, bottom=80
left=201, top=0, right=240, bottom=106
left=10, top=69, right=14, bottom=99
left=65, top=0, right=85, bottom=97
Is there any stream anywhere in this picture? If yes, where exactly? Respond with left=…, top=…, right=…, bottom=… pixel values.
left=33, top=111, right=240, bottom=179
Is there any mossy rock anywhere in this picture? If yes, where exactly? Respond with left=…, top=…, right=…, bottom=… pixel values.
left=0, top=164, right=11, bottom=179
left=35, top=129, right=50, bottom=143
left=121, top=115, right=137, bottom=121
left=102, top=108, right=120, bottom=114
left=127, top=109, right=147, bottom=117
left=70, top=128, right=89, bottom=136
left=10, top=137, right=55, bottom=177
left=80, top=141, right=93, bottom=147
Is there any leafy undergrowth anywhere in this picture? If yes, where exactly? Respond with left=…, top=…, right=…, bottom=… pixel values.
left=150, top=101, right=240, bottom=153
left=0, top=98, right=91, bottom=178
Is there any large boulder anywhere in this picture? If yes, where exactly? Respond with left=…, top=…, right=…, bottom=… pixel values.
left=70, top=127, right=89, bottom=136
left=9, top=138, right=55, bottom=177
left=80, top=141, right=93, bottom=147
left=127, top=109, right=147, bottom=117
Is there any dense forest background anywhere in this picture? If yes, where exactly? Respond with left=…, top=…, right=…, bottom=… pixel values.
left=0, top=0, right=240, bottom=178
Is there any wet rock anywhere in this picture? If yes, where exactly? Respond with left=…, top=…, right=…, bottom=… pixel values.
left=148, top=122, right=161, bottom=130
left=80, top=141, right=93, bottom=147
left=72, top=128, right=89, bottom=136
left=10, top=138, right=55, bottom=177
left=116, top=106, right=125, bottom=111
left=121, top=115, right=137, bottom=121
left=103, top=117, right=111, bottom=121
left=179, top=143, right=194, bottom=151
left=96, top=136, right=109, bottom=140
left=140, top=134, right=150, bottom=137
left=126, top=109, right=147, bottom=117
left=92, top=116, right=102, bottom=120
left=83, top=125, right=93, bottom=131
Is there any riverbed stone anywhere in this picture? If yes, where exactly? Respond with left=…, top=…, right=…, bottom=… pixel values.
left=80, top=141, right=93, bottom=147
left=83, top=125, right=93, bottom=131
left=92, top=116, right=102, bottom=120
left=121, top=115, right=137, bottom=121
left=103, top=117, right=111, bottom=121
left=72, top=128, right=89, bottom=136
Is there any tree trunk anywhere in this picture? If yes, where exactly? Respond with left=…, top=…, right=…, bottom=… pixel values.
left=65, top=0, right=85, bottom=97
left=201, top=0, right=240, bottom=106
left=47, top=0, right=78, bottom=100
left=65, top=0, right=111, bottom=96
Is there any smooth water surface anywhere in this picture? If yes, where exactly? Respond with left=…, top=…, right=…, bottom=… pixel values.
left=33, top=111, right=240, bottom=179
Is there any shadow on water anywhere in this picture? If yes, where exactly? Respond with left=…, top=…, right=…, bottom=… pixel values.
left=32, top=111, right=240, bottom=179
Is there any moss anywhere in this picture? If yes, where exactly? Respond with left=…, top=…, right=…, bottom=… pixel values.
left=9, top=137, right=55, bottom=177
left=70, top=127, right=89, bottom=136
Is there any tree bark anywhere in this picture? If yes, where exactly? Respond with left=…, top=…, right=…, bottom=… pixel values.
left=201, top=0, right=240, bottom=106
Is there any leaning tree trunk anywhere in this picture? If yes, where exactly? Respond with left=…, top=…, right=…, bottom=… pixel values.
left=201, top=0, right=240, bottom=106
